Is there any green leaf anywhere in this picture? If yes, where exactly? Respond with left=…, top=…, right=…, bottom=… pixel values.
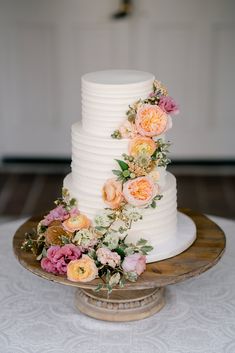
left=93, top=283, right=103, bottom=292
left=106, top=269, right=111, bottom=283
left=119, top=277, right=125, bottom=288
left=95, top=226, right=108, bottom=235
left=115, top=159, right=129, bottom=171
left=42, top=247, right=47, bottom=257
left=88, top=248, right=97, bottom=260
left=69, top=198, right=77, bottom=206
left=109, top=272, right=121, bottom=287
left=154, top=194, right=163, bottom=201
left=124, top=271, right=138, bottom=282
left=106, top=284, right=113, bottom=294
left=62, top=188, right=69, bottom=198
left=61, top=235, right=70, bottom=244
left=117, top=176, right=125, bottom=182
left=151, top=200, right=156, bottom=208
left=140, top=245, right=154, bottom=255
left=124, top=247, right=135, bottom=256
left=115, top=247, right=126, bottom=259
left=112, top=169, right=122, bottom=176
left=136, top=238, right=148, bottom=246
left=36, top=253, right=43, bottom=261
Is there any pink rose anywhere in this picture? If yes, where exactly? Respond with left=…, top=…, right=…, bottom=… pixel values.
left=96, top=248, right=121, bottom=268
left=42, top=205, right=69, bottom=226
left=41, top=257, right=58, bottom=274
left=158, top=96, right=179, bottom=115
left=122, top=253, right=146, bottom=275
left=41, top=244, right=82, bottom=275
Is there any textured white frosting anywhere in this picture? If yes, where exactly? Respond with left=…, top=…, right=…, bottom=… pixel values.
left=63, top=69, right=179, bottom=259
left=71, top=122, right=167, bottom=188
left=82, top=70, right=155, bottom=137
left=64, top=171, right=177, bottom=247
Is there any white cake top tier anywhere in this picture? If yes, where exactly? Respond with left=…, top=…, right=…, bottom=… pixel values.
left=81, top=70, right=155, bottom=137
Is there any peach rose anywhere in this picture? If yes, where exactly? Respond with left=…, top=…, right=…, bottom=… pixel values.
left=123, top=176, right=158, bottom=207
left=135, top=104, right=169, bottom=137
left=129, top=136, right=156, bottom=157
left=119, top=120, right=137, bottom=139
left=62, top=214, right=91, bottom=232
left=67, top=255, right=98, bottom=282
left=102, top=178, right=123, bottom=209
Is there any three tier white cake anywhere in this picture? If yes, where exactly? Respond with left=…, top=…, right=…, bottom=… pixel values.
left=64, top=70, right=196, bottom=262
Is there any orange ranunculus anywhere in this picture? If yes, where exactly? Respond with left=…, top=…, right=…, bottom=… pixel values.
left=67, top=255, right=98, bottom=282
left=62, top=214, right=91, bottom=232
left=123, top=176, right=158, bottom=207
left=135, top=104, right=168, bottom=137
left=102, top=178, right=123, bottom=209
left=129, top=136, right=156, bottom=157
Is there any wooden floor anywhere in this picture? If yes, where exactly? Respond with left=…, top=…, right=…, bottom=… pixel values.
left=0, top=171, right=235, bottom=221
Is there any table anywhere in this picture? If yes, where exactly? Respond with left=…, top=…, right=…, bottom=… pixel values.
left=0, top=216, right=235, bottom=353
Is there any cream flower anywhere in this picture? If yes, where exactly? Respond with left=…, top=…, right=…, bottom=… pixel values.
left=119, top=120, right=137, bottom=139
left=148, top=170, right=160, bottom=183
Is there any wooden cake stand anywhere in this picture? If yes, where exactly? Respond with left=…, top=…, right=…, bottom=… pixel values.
left=13, top=209, right=226, bottom=322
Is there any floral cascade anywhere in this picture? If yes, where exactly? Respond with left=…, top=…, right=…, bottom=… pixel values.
left=109, top=79, right=179, bottom=209
left=22, top=79, right=179, bottom=292
left=21, top=190, right=152, bottom=293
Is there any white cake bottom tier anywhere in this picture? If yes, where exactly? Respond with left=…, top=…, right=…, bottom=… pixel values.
left=145, top=212, right=196, bottom=263
left=71, top=122, right=166, bottom=189
left=63, top=172, right=177, bottom=247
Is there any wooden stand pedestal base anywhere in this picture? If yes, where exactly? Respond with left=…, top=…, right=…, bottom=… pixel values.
left=75, top=287, right=165, bottom=321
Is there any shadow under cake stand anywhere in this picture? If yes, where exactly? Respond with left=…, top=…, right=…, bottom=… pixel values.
left=13, top=209, right=225, bottom=322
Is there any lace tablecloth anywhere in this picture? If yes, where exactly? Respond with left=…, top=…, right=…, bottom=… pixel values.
left=0, top=216, right=234, bottom=353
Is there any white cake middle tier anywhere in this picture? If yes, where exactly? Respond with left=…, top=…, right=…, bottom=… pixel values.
left=63, top=171, right=177, bottom=247
left=71, top=122, right=167, bottom=191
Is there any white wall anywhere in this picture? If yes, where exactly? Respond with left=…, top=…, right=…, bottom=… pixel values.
left=0, top=0, right=235, bottom=159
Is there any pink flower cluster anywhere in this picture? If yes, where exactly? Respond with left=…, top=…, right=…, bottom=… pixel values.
left=158, top=96, right=179, bottom=115
left=41, top=244, right=81, bottom=275
left=42, top=205, right=80, bottom=227
left=41, top=205, right=69, bottom=226
left=122, top=253, right=146, bottom=275
left=96, top=247, right=121, bottom=268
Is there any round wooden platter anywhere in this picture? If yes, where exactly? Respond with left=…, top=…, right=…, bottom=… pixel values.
left=13, top=209, right=226, bottom=322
